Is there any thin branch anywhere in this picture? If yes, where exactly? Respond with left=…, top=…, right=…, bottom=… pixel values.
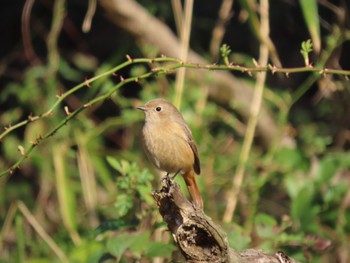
left=21, top=0, right=41, bottom=65
left=1, top=57, right=349, bottom=143
left=1, top=57, right=350, bottom=177
left=0, top=58, right=174, bottom=176
left=2, top=60, right=348, bottom=144
left=82, top=0, right=97, bottom=33
left=0, top=57, right=173, bottom=142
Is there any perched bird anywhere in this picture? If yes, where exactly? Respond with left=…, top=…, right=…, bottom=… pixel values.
left=137, top=98, right=203, bottom=208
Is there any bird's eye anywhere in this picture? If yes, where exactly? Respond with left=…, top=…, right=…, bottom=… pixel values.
left=155, top=106, right=162, bottom=112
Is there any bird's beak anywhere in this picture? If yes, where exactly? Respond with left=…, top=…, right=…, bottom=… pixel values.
left=136, top=106, right=146, bottom=111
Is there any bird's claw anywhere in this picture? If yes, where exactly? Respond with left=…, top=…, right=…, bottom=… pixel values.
left=161, top=173, right=171, bottom=184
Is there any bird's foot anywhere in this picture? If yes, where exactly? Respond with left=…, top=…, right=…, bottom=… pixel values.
left=170, top=169, right=181, bottom=180
left=161, top=173, right=171, bottom=184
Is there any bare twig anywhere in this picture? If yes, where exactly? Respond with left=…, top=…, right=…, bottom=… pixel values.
left=21, top=0, right=41, bottom=65
left=82, top=0, right=97, bottom=33
left=1, top=57, right=350, bottom=177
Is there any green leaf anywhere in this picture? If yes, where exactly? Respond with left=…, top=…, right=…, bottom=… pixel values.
left=301, top=39, right=313, bottom=53
left=284, top=173, right=305, bottom=199
left=58, top=59, right=84, bottom=81
left=137, top=184, right=154, bottom=205
left=107, top=232, right=154, bottom=260
left=145, top=242, right=176, bottom=258
left=291, top=186, right=313, bottom=220
left=274, top=147, right=307, bottom=172
left=107, top=233, right=139, bottom=259
left=106, top=156, right=122, bottom=172
left=323, top=184, right=347, bottom=206
left=277, top=232, right=308, bottom=244
left=290, top=186, right=320, bottom=232
left=69, top=240, right=104, bottom=263
left=107, top=157, right=133, bottom=176
left=315, top=154, right=350, bottom=184
left=116, top=175, right=131, bottom=190
left=299, top=0, right=320, bottom=53
left=254, top=213, right=278, bottom=239
left=226, top=224, right=251, bottom=251
left=315, top=156, right=338, bottom=184
left=137, top=169, right=154, bottom=184
left=114, top=194, right=134, bottom=217
left=129, top=231, right=150, bottom=257
left=220, top=44, right=232, bottom=65
left=93, top=219, right=128, bottom=236
left=300, top=39, right=313, bottom=66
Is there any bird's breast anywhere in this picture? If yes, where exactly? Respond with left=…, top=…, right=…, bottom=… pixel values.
left=142, top=122, right=194, bottom=173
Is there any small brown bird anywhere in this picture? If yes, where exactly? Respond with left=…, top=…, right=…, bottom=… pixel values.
left=137, top=98, right=203, bottom=208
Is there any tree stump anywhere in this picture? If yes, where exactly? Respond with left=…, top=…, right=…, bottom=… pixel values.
left=152, top=177, right=299, bottom=263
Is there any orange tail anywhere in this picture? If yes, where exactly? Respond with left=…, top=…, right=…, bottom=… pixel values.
left=183, top=169, right=203, bottom=209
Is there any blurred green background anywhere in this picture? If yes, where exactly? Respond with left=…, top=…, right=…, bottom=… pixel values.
left=1, top=0, right=350, bottom=262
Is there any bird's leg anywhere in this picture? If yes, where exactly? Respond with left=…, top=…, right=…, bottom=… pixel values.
left=171, top=169, right=181, bottom=180
left=161, top=173, right=170, bottom=183
left=161, top=171, right=180, bottom=185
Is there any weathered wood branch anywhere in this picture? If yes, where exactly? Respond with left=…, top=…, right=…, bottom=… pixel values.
left=152, top=178, right=299, bottom=263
